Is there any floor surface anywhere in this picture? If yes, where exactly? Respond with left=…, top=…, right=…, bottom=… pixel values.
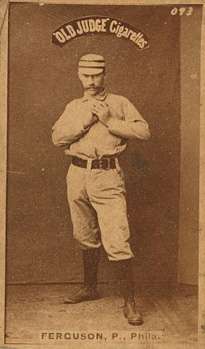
left=5, top=284, right=198, bottom=348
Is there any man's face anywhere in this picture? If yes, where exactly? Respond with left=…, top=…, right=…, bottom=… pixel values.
left=78, top=71, right=105, bottom=96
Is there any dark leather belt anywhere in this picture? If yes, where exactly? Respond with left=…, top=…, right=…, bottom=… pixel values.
left=71, top=156, right=117, bottom=170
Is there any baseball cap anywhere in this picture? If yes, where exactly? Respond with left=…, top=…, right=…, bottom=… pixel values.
left=78, top=54, right=105, bottom=75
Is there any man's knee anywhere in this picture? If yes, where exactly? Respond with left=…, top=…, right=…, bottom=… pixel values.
left=103, top=242, right=134, bottom=261
left=73, top=230, right=101, bottom=249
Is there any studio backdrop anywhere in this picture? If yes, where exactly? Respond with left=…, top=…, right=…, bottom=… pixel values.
left=6, top=3, right=200, bottom=286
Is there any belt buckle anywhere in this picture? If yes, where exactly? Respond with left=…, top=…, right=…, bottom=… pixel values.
left=99, top=158, right=111, bottom=170
left=106, top=158, right=111, bottom=170
left=98, top=159, right=105, bottom=169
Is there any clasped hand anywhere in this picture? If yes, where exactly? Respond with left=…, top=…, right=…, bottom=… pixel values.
left=91, top=101, right=110, bottom=126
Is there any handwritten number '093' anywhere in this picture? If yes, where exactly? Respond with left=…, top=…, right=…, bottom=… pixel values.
left=171, top=7, right=193, bottom=16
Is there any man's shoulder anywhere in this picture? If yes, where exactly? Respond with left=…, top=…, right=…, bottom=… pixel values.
left=107, top=93, right=130, bottom=103
left=64, top=97, right=84, bottom=108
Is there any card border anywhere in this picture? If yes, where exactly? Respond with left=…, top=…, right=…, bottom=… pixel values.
left=0, top=1, right=205, bottom=348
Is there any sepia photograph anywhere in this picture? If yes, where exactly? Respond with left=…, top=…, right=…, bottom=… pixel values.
left=0, top=0, right=205, bottom=348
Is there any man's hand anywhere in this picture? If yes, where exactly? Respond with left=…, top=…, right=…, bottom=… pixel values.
left=91, top=101, right=110, bottom=126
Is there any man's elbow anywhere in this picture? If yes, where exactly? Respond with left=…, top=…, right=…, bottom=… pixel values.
left=143, top=128, right=151, bottom=141
left=134, top=123, right=151, bottom=141
left=51, top=131, right=67, bottom=147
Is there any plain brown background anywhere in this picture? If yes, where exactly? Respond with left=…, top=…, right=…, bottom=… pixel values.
left=5, top=3, right=199, bottom=287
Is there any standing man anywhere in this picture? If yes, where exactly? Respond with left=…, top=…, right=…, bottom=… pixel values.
left=52, top=54, right=150, bottom=326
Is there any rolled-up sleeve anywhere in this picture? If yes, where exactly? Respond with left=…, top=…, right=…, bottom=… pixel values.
left=52, top=101, right=89, bottom=147
left=107, top=97, right=151, bottom=140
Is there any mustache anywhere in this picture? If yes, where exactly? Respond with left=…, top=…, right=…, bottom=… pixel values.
left=86, top=85, right=96, bottom=89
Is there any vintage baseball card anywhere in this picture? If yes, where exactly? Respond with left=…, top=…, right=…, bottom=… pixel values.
left=0, top=0, right=205, bottom=348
